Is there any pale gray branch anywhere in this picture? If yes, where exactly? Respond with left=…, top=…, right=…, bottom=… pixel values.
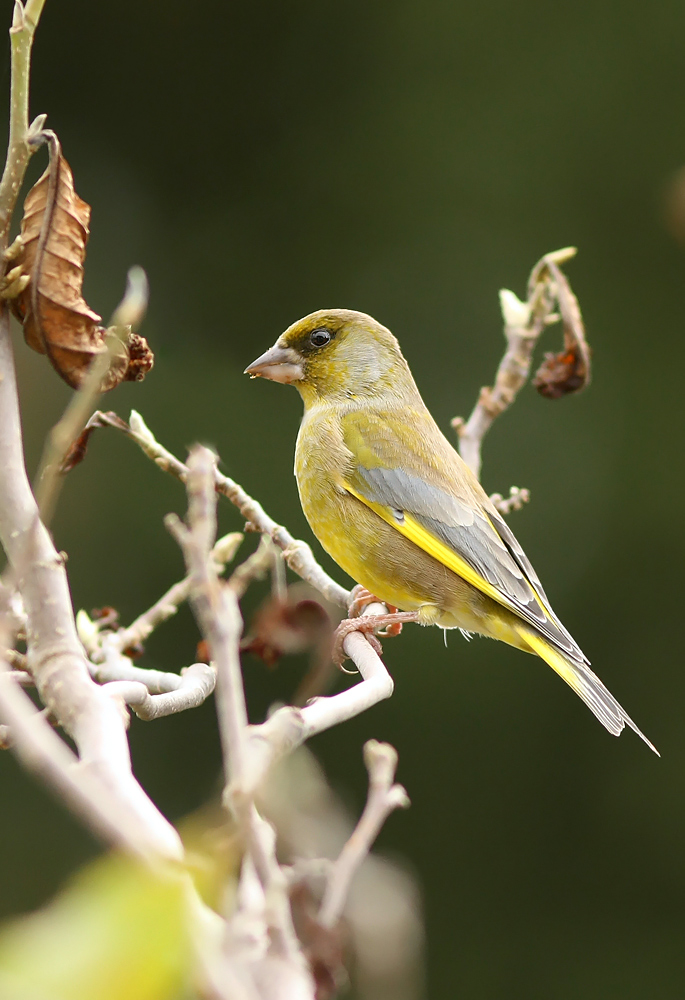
left=453, top=246, right=585, bottom=484
left=241, top=603, right=396, bottom=797
left=0, top=654, right=163, bottom=856
left=166, top=446, right=249, bottom=789
left=89, top=409, right=351, bottom=608
left=319, top=740, right=410, bottom=930
left=103, top=662, right=216, bottom=721
left=91, top=531, right=243, bottom=657
left=227, top=535, right=276, bottom=599
left=488, top=485, right=531, bottom=516
left=0, top=303, right=182, bottom=862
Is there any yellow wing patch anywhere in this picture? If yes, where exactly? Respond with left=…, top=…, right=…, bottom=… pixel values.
left=515, top=626, right=583, bottom=695
left=344, top=481, right=520, bottom=616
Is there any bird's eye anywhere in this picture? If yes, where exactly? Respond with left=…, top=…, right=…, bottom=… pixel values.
left=309, top=328, right=331, bottom=348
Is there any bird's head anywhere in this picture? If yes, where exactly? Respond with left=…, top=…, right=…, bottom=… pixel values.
left=245, top=309, right=412, bottom=406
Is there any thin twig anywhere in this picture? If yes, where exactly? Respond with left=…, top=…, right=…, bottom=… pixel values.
left=166, top=447, right=249, bottom=789
left=488, top=485, right=530, bottom=516
left=453, top=246, right=583, bottom=482
left=89, top=409, right=351, bottom=608
left=34, top=266, right=149, bottom=523
left=102, top=531, right=243, bottom=656
left=0, top=0, right=47, bottom=247
left=227, top=535, right=274, bottom=599
left=170, top=447, right=313, bottom=980
left=240, top=603, right=396, bottom=797
left=318, top=740, right=409, bottom=930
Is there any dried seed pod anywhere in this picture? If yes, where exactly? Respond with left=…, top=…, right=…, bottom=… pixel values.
left=9, top=132, right=153, bottom=390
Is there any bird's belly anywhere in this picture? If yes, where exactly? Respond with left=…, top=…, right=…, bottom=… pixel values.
left=298, top=476, right=493, bottom=631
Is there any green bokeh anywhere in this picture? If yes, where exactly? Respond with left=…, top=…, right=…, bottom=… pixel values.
left=2, top=1, right=684, bottom=996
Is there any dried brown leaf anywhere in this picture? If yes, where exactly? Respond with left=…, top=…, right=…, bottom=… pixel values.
left=530, top=255, right=591, bottom=399
left=59, top=410, right=134, bottom=474
left=9, top=134, right=154, bottom=390
left=533, top=343, right=589, bottom=399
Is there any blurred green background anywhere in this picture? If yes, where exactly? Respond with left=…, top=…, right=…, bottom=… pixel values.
left=2, top=0, right=685, bottom=996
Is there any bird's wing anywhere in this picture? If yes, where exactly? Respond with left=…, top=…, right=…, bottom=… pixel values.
left=340, top=408, right=586, bottom=663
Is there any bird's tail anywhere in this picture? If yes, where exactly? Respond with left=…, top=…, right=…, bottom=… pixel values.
left=515, top=625, right=658, bottom=755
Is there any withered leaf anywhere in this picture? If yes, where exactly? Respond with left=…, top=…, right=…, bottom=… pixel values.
left=58, top=410, right=131, bottom=473
left=9, top=134, right=153, bottom=390
left=59, top=423, right=97, bottom=473
left=530, top=254, right=591, bottom=399
left=533, top=343, right=590, bottom=399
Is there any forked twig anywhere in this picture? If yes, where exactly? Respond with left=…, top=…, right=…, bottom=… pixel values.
left=318, top=740, right=410, bottom=930
left=453, top=247, right=590, bottom=492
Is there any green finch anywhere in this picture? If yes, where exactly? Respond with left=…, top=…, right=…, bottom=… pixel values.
left=246, top=309, right=655, bottom=752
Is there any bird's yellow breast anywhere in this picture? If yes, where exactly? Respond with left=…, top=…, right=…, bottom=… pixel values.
left=293, top=404, right=496, bottom=631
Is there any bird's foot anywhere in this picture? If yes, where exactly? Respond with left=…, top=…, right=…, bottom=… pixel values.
left=348, top=585, right=381, bottom=617
left=332, top=609, right=419, bottom=669
left=347, top=585, right=404, bottom=635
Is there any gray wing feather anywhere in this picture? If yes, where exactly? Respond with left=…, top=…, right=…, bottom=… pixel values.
left=356, top=465, right=587, bottom=664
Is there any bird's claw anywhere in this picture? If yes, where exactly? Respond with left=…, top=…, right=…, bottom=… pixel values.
left=332, top=610, right=419, bottom=668
left=348, top=585, right=380, bottom=618
left=348, top=585, right=403, bottom=634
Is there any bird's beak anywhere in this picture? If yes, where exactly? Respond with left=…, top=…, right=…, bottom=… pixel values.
left=244, top=344, right=304, bottom=384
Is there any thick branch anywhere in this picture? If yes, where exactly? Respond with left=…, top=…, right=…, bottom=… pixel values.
left=0, top=309, right=181, bottom=861
left=0, top=655, right=165, bottom=856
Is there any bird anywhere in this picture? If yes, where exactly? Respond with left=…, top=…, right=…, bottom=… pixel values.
left=246, top=308, right=656, bottom=752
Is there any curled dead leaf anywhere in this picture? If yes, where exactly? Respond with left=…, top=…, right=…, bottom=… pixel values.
left=530, top=254, right=591, bottom=399
left=58, top=410, right=132, bottom=474
left=533, top=342, right=590, bottom=399
left=7, top=132, right=153, bottom=390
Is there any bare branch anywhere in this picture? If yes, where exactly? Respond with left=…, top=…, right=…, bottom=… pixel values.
left=0, top=305, right=181, bottom=862
left=453, top=246, right=589, bottom=483
left=318, top=740, right=410, bottom=930
left=241, top=602, right=396, bottom=797
left=102, top=662, right=216, bottom=721
left=103, top=531, right=243, bottom=655
left=34, top=266, right=149, bottom=524
left=0, top=0, right=47, bottom=246
left=0, top=652, right=165, bottom=856
left=89, top=409, right=351, bottom=608
left=227, top=535, right=276, bottom=599
left=489, top=485, right=530, bottom=516
left=166, top=446, right=249, bottom=790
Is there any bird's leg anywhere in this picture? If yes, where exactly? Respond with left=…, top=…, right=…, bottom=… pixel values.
left=332, top=607, right=419, bottom=669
